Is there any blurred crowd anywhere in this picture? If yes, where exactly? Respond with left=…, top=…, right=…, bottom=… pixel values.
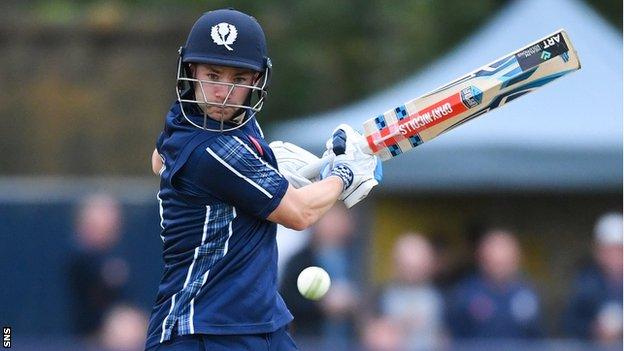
left=279, top=206, right=623, bottom=351
left=64, top=193, right=622, bottom=351
left=67, top=193, right=148, bottom=351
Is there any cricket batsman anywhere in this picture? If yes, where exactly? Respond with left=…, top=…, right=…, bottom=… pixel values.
left=145, top=8, right=381, bottom=350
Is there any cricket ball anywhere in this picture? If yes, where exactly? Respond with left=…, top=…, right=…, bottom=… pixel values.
left=297, top=266, right=331, bottom=300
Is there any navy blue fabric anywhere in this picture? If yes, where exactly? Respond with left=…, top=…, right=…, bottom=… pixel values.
left=182, top=9, right=269, bottom=72
left=181, top=135, right=285, bottom=217
left=446, top=274, right=543, bottom=339
left=563, top=265, right=623, bottom=339
left=145, top=102, right=292, bottom=350
left=146, top=326, right=298, bottom=351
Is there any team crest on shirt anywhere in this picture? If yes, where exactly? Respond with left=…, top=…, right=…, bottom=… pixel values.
left=211, top=22, right=238, bottom=51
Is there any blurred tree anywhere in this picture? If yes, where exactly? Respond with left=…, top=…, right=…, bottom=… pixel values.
left=584, top=0, right=622, bottom=28
left=0, top=0, right=619, bottom=175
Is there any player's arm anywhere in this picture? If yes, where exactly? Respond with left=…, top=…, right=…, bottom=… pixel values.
left=184, top=130, right=378, bottom=230
left=269, top=124, right=382, bottom=230
left=151, top=148, right=163, bottom=175
left=267, top=177, right=343, bottom=231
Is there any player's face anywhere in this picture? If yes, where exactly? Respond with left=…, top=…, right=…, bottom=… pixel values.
left=478, top=232, right=520, bottom=283
left=192, top=64, right=258, bottom=121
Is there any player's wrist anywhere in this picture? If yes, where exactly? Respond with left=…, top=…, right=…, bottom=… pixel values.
left=324, top=175, right=347, bottom=196
left=329, top=164, right=354, bottom=192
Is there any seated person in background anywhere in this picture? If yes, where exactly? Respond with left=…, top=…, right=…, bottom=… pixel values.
left=280, top=204, right=359, bottom=349
left=376, top=233, right=445, bottom=351
left=563, top=212, right=623, bottom=345
left=360, top=317, right=405, bottom=351
left=446, top=229, right=542, bottom=340
left=67, top=193, right=130, bottom=338
left=99, top=304, right=149, bottom=351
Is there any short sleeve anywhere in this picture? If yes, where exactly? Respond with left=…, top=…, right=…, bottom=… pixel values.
left=176, top=135, right=288, bottom=218
left=156, top=132, right=165, bottom=151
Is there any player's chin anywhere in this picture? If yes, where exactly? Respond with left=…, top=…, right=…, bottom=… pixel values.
left=206, top=106, right=237, bottom=121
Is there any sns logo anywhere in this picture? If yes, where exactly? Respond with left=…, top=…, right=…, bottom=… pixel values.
left=542, top=34, right=560, bottom=49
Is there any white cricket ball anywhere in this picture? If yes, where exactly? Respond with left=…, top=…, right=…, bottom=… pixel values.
left=297, top=266, right=331, bottom=300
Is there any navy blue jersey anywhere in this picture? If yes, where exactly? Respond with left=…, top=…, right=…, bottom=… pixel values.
left=446, top=274, right=542, bottom=339
left=145, top=102, right=292, bottom=349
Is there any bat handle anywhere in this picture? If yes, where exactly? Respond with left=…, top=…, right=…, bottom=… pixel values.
left=297, top=138, right=373, bottom=180
left=299, top=155, right=333, bottom=180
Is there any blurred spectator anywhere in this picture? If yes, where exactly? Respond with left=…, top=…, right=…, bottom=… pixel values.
left=376, top=233, right=445, bottom=350
left=447, top=229, right=542, bottom=340
left=99, top=304, right=149, bottom=351
left=276, top=225, right=311, bottom=283
left=280, top=204, right=359, bottom=350
left=67, top=193, right=130, bottom=338
left=563, top=212, right=623, bottom=345
left=433, top=222, right=485, bottom=290
left=360, top=317, right=405, bottom=351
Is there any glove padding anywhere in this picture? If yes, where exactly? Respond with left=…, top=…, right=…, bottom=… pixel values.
left=321, top=124, right=382, bottom=208
left=269, top=141, right=320, bottom=188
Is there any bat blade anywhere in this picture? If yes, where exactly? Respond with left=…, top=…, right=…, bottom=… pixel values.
left=362, top=29, right=580, bottom=161
left=297, top=30, right=580, bottom=179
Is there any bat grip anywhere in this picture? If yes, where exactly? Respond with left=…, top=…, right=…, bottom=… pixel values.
left=298, top=155, right=333, bottom=180
left=298, top=138, right=373, bottom=180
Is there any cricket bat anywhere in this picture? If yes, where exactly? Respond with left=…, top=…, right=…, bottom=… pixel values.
left=300, top=29, right=580, bottom=178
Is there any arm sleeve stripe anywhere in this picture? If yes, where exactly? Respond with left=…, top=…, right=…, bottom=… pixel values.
left=232, top=136, right=282, bottom=175
left=205, top=146, right=273, bottom=198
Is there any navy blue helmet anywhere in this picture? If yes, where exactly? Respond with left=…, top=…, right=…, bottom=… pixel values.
left=176, top=8, right=272, bottom=131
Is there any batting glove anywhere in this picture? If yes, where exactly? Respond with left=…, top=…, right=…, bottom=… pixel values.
left=269, top=141, right=321, bottom=188
left=321, top=124, right=382, bottom=208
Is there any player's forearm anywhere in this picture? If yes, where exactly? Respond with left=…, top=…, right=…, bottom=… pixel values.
left=268, top=176, right=343, bottom=230
left=296, top=176, right=344, bottom=222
